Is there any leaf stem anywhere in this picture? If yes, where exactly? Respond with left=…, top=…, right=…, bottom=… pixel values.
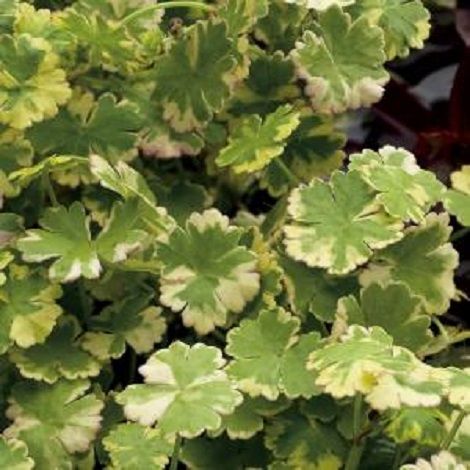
left=273, top=158, right=301, bottom=185
left=42, top=171, right=59, bottom=207
left=345, top=394, right=365, bottom=470
left=451, top=227, right=470, bottom=242
left=441, top=410, right=466, bottom=450
left=119, top=1, right=215, bottom=27
left=170, top=434, right=182, bottom=470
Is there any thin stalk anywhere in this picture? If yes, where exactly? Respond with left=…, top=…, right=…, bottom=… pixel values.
left=42, top=171, right=58, bottom=207
left=119, top=2, right=215, bottom=27
left=441, top=410, right=466, bottom=450
left=391, top=446, right=403, bottom=470
left=451, top=227, right=470, bottom=242
left=169, top=435, right=182, bottom=470
left=345, top=394, right=365, bottom=470
left=273, top=158, right=301, bottom=185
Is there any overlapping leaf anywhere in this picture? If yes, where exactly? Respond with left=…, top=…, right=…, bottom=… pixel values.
left=0, top=437, right=33, bottom=470
left=349, top=146, right=445, bottom=222
left=158, top=209, right=260, bottom=334
left=334, top=282, right=432, bottom=352
left=284, top=170, right=403, bottom=274
left=401, top=451, right=466, bottom=470
left=116, top=342, right=242, bottom=437
left=360, top=213, right=459, bottom=315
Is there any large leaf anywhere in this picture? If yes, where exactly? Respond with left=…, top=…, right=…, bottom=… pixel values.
left=291, top=5, right=388, bottom=113
left=0, top=35, right=71, bottom=129
left=4, top=379, right=103, bottom=469
left=158, top=209, right=260, bottom=334
left=349, top=146, right=445, bottom=223
left=116, top=342, right=242, bottom=437
left=284, top=170, right=403, bottom=275
left=360, top=213, right=459, bottom=315
left=0, top=265, right=62, bottom=352
left=334, top=283, right=432, bottom=352
left=216, top=105, right=300, bottom=173
left=153, top=20, right=237, bottom=131
left=226, top=308, right=322, bottom=399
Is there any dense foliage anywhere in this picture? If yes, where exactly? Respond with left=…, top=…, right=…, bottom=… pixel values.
left=0, top=0, right=468, bottom=469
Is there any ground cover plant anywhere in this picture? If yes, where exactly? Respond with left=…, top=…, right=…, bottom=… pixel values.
left=0, top=0, right=469, bottom=468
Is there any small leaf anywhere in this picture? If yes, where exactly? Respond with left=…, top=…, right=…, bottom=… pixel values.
left=17, top=202, right=101, bottom=282
left=284, top=170, right=403, bottom=275
left=216, top=105, right=300, bottom=173
left=116, top=342, right=242, bottom=437
left=444, top=165, right=470, bottom=227
left=103, top=423, right=173, bottom=470
left=0, top=265, right=62, bottom=352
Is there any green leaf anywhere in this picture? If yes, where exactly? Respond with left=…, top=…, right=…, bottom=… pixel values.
left=226, top=308, right=322, bottom=399
left=0, top=265, right=62, bottom=352
left=181, top=434, right=270, bottom=470
left=349, top=146, right=444, bottom=222
left=8, top=155, right=88, bottom=188
left=154, top=20, right=237, bottom=131
left=5, top=379, right=103, bottom=469
left=261, top=113, right=346, bottom=197
left=116, top=342, right=242, bottom=437
left=308, top=325, right=448, bottom=410
left=385, top=407, right=447, bottom=446
left=82, top=293, right=166, bottom=360
left=0, top=35, right=71, bottom=129
left=284, top=170, right=403, bottom=275
left=360, top=213, right=459, bottom=315
left=216, top=105, right=300, bottom=173
left=0, top=126, right=33, bottom=174
left=103, top=423, right=173, bottom=470
left=219, top=0, right=269, bottom=36
left=158, top=209, right=260, bottom=334
left=17, top=202, right=101, bottom=282
left=450, top=413, right=470, bottom=462
left=444, top=165, right=470, bottom=227
left=280, top=254, right=359, bottom=322
left=9, top=316, right=100, bottom=384
left=446, top=368, right=470, bottom=411
left=0, top=0, right=17, bottom=34
left=90, top=155, right=174, bottom=236
left=27, top=92, right=143, bottom=161
left=0, top=437, right=34, bottom=470
left=347, top=0, right=431, bottom=60
left=291, top=5, right=388, bottom=113
left=216, top=395, right=290, bottom=439
left=265, top=407, right=347, bottom=470
left=334, top=283, right=432, bottom=352
left=401, top=451, right=466, bottom=470
left=0, top=212, right=23, bottom=248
